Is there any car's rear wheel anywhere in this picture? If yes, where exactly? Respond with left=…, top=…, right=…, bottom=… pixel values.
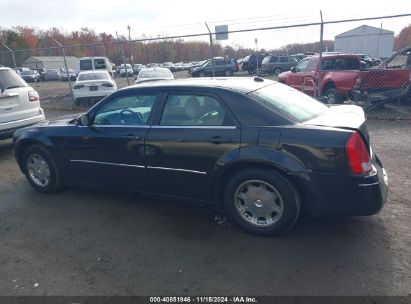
left=22, top=145, right=63, bottom=193
left=224, top=169, right=300, bottom=235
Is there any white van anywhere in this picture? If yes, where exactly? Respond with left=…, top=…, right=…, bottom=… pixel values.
left=77, top=57, right=114, bottom=76
left=0, top=67, right=45, bottom=139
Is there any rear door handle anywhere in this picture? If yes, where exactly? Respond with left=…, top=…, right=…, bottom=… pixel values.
left=207, top=136, right=232, bottom=144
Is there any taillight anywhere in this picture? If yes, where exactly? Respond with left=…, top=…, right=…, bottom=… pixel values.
left=345, top=131, right=372, bottom=175
left=102, top=82, right=114, bottom=87
left=28, top=90, right=39, bottom=102
left=73, top=84, right=84, bottom=89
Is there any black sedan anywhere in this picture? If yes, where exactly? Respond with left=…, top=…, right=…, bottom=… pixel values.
left=13, top=77, right=388, bottom=235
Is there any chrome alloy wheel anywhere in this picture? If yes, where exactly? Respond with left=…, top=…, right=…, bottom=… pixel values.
left=26, top=153, right=51, bottom=187
left=234, top=180, right=284, bottom=227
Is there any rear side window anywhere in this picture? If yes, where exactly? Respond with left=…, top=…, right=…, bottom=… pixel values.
left=80, top=59, right=93, bottom=70
left=0, top=69, right=28, bottom=91
left=249, top=84, right=329, bottom=123
left=278, top=57, right=288, bottom=63
left=160, top=94, right=230, bottom=126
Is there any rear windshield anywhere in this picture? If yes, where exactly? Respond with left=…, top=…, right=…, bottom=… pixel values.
left=78, top=72, right=109, bottom=81
left=94, top=58, right=107, bottom=69
left=262, top=57, right=271, bottom=64
left=21, top=70, right=34, bottom=75
left=249, top=84, right=329, bottom=123
left=80, top=59, right=93, bottom=70
left=0, top=69, right=28, bottom=91
left=139, top=70, right=173, bottom=79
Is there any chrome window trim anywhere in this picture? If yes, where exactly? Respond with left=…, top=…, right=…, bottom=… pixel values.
left=70, top=159, right=145, bottom=169
left=147, top=166, right=207, bottom=175
left=151, top=125, right=236, bottom=129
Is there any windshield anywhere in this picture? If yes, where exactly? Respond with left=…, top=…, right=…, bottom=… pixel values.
left=78, top=72, right=109, bottom=81
left=0, top=69, right=28, bottom=91
left=249, top=84, right=329, bottom=123
left=139, top=70, right=173, bottom=79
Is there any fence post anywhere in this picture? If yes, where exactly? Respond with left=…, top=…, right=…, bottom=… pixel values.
left=1, top=43, right=17, bottom=71
left=116, top=32, right=130, bottom=86
left=54, top=39, right=75, bottom=104
left=205, top=23, right=215, bottom=77
left=317, top=10, right=324, bottom=99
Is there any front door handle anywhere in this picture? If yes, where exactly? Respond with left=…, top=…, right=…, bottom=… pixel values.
left=207, top=136, right=232, bottom=144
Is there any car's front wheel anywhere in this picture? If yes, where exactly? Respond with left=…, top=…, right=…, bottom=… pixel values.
left=21, top=145, right=63, bottom=193
left=224, top=169, right=300, bottom=235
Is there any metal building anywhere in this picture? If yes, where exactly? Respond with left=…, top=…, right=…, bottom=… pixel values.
left=334, top=25, right=394, bottom=59
left=22, top=56, right=79, bottom=70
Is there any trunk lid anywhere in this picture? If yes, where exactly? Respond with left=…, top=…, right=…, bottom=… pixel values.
left=303, top=105, right=370, bottom=148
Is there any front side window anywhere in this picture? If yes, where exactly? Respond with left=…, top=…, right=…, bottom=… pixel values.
left=94, top=94, right=157, bottom=126
left=160, top=94, right=228, bottom=126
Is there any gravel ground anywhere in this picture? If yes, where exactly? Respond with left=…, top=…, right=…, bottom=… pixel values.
left=0, top=108, right=410, bottom=296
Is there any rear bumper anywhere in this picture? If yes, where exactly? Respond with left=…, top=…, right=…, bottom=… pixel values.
left=296, top=154, right=388, bottom=217
left=0, top=109, right=45, bottom=140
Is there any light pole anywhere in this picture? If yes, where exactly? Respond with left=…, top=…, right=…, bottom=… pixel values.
left=255, top=38, right=259, bottom=75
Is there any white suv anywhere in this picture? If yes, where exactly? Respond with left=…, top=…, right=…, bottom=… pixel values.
left=0, top=67, right=45, bottom=139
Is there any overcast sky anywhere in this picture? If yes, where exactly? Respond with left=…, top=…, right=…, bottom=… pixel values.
left=1, top=0, right=410, bottom=49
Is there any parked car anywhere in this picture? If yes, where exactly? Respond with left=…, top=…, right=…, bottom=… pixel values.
left=190, top=59, right=237, bottom=77
left=72, top=70, right=117, bottom=105
left=261, top=55, right=298, bottom=76
left=135, top=67, right=175, bottom=84
left=20, top=70, right=42, bottom=83
left=44, top=69, right=61, bottom=81
left=60, top=69, right=77, bottom=81
left=278, top=54, right=366, bottom=104
left=241, top=53, right=268, bottom=74
left=0, top=67, right=44, bottom=139
left=161, top=62, right=175, bottom=70
left=133, top=64, right=146, bottom=75
left=119, top=64, right=134, bottom=77
left=13, top=77, right=388, bottom=235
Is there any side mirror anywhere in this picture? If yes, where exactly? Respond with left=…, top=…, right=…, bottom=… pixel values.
left=78, top=113, right=91, bottom=126
left=290, top=67, right=297, bottom=73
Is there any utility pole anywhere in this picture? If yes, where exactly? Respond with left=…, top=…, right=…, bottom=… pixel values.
left=54, top=39, right=75, bottom=103
left=1, top=42, right=17, bottom=71
left=127, top=26, right=131, bottom=41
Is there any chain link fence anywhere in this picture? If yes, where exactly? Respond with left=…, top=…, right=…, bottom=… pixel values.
left=1, top=13, right=410, bottom=117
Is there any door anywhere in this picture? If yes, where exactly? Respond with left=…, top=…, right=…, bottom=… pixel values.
left=145, top=92, right=241, bottom=201
left=287, top=58, right=310, bottom=91
left=62, top=92, right=160, bottom=191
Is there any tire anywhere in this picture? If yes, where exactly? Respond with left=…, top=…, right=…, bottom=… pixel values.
left=199, top=72, right=205, bottom=77
left=21, top=145, right=63, bottom=194
left=224, top=70, right=233, bottom=76
left=274, top=68, right=282, bottom=76
left=324, top=87, right=342, bottom=104
left=224, top=169, right=300, bottom=236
